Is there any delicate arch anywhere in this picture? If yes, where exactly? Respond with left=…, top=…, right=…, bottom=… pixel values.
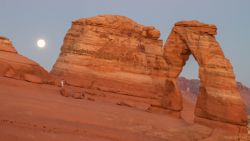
left=164, top=21, right=247, bottom=128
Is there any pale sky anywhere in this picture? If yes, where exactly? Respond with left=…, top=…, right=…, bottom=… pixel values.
left=0, top=0, right=249, bottom=86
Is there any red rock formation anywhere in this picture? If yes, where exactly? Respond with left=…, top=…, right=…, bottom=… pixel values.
left=0, top=36, right=53, bottom=84
left=51, top=15, right=248, bottom=132
left=50, top=15, right=181, bottom=116
left=0, top=36, right=17, bottom=53
left=178, top=77, right=250, bottom=114
left=164, top=21, right=248, bottom=132
left=237, top=82, right=250, bottom=114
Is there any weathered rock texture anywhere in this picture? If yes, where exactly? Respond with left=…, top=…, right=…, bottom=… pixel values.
left=178, top=77, right=250, bottom=114
left=51, top=15, right=247, bottom=131
left=164, top=21, right=248, bottom=131
left=50, top=15, right=179, bottom=115
left=0, top=36, right=53, bottom=84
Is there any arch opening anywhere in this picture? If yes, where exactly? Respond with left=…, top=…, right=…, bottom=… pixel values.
left=163, top=21, right=248, bottom=129
left=178, top=55, right=199, bottom=123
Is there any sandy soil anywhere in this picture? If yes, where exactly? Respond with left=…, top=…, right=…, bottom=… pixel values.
left=0, top=77, right=248, bottom=141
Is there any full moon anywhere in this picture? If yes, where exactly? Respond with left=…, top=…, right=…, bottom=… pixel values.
left=37, top=39, right=46, bottom=48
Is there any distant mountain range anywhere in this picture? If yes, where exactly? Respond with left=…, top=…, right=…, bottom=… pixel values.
left=178, top=77, right=250, bottom=114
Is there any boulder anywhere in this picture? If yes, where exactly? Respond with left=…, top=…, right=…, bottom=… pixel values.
left=60, top=87, right=85, bottom=99
left=24, top=74, right=43, bottom=84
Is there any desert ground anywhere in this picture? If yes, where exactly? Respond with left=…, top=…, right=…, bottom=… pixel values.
left=0, top=77, right=249, bottom=141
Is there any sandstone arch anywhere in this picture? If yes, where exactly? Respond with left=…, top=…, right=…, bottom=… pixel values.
left=51, top=15, right=248, bottom=131
left=164, top=21, right=248, bottom=129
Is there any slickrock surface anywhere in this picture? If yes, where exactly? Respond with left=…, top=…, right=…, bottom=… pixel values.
left=1, top=77, right=249, bottom=141
left=51, top=15, right=248, bottom=132
left=0, top=36, right=53, bottom=84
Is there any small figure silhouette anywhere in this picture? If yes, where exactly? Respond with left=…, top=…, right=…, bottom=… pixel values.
left=61, top=79, right=65, bottom=88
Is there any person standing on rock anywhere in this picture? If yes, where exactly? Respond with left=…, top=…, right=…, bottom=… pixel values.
left=60, top=79, right=67, bottom=97
left=61, top=79, right=65, bottom=88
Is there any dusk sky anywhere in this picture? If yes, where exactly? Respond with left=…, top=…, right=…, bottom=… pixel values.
left=0, top=0, right=250, bottom=86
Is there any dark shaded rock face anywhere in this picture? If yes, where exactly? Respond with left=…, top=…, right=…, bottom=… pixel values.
left=0, top=36, right=53, bottom=84
left=50, top=15, right=248, bottom=131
